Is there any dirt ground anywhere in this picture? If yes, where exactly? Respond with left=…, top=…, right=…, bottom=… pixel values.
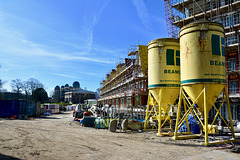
left=0, top=111, right=239, bottom=160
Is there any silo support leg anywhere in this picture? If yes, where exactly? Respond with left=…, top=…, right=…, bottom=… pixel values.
left=157, top=104, right=162, bottom=135
left=209, top=98, right=225, bottom=129
left=203, top=85, right=209, bottom=145
left=184, top=98, right=190, bottom=133
left=172, top=87, right=183, bottom=140
left=144, top=93, right=152, bottom=130
left=225, top=86, right=235, bottom=140
left=157, top=91, right=162, bottom=136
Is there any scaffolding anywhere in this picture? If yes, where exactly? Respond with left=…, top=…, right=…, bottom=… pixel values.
left=165, top=0, right=240, bottom=55
left=164, top=0, right=179, bottom=38
left=98, top=45, right=148, bottom=111
left=165, top=0, right=240, bottom=121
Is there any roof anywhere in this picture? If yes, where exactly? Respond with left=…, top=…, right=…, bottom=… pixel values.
left=65, top=89, right=95, bottom=94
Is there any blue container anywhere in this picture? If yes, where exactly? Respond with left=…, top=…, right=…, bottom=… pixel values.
left=27, top=102, right=36, bottom=116
left=0, top=100, right=29, bottom=118
left=11, top=100, right=19, bottom=115
left=80, top=116, right=96, bottom=127
left=0, top=100, right=12, bottom=118
left=19, top=100, right=27, bottom=115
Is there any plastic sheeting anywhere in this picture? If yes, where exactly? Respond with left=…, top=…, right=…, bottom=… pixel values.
left=178, top=114, right=200, bottom=134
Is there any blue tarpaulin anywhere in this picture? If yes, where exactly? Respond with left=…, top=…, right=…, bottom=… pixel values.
left=178, top=114, right=200, bottom=134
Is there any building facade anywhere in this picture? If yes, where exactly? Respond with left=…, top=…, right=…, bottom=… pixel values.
left=166, top=0, right=240, bottom=121
left=65, top=89, right=95, bottom=104
left=53, top=81, right=95, bottom=104
left=98, top=45, right=148, bottom=110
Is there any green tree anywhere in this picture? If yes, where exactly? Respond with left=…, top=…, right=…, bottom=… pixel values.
left=32, top=88, right=48, bottom=103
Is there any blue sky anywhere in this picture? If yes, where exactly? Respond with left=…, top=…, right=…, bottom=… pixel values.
left=0, top=0, right=167, bottom=95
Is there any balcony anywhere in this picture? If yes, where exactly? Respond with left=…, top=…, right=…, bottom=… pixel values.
left=229, top=88, right=238, bottom=94
left=172, top=0, right=240, bottom=28
left=226, top=59, right=240, bottom=74
left=228, top=87, right=240, bottom=98
left=226, top=66, right=240, bottom=73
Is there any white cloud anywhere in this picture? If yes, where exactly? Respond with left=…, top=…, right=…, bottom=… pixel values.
left=0, top=3, right=115, bottom=65
left=83, top=0, right=110, bottom=53
left=131, top=0, right=152, bottom=29
left=78, top=71, right=103, bottom=78
left=53, top=73, right=78, bottom=79
left=0, top=20, right=114, bottom=65
left=0, top=2, right=115, bottom=92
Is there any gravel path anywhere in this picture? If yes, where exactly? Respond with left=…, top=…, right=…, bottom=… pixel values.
left=0, top=111, right=237, bottom=160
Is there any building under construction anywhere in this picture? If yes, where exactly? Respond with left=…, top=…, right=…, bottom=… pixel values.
left=98, top=46, right=148, bottom=112
left=164, top=0, right=240, bottom=122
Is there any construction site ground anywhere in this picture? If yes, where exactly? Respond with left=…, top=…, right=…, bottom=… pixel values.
left=0, top=111, right=240, bottom=160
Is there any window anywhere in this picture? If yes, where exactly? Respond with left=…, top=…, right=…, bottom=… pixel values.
left=116, top=99, right=119, bottom=108
left=166, top=49, right=175, bottom=65
left=234, top=13, right=239, bottom=25
left=176, top=50, right=180, bottom=66
left=221, top=0, right=225, bottom=6
left=231, top=104, right=238, bottom=120
left=221, top=37, right=225, bottom=56
left=222, top=17, right=226, bottom=27
left=185, top=8, right=189, bottom=18
left=229, top=58, right=236, bottom=71
left=166, top=49, right=180, bottom=66
left=230, top=80, right=237, bottom=94
left=212, top=34, right=221, bottom=55
left=120, top=98, right=124, bottom=108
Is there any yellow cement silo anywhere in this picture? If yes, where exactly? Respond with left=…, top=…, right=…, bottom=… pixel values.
left=172, top=21, right=235, bottom=145
left=144, top=38, right=180, bottom=136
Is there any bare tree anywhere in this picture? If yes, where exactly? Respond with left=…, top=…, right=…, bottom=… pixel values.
left=27, top=78, right=44, bottom=95
left=0, top=79, right=6, bottom=100
left=11, top=79, right=23, bottom=99
left=49, top=90, right=54, bottom=98
left=0, top=79, right=3, bottom=89
left=0, top=79, right=5, bottom=91
left=22, top=81, right=31, bottom=101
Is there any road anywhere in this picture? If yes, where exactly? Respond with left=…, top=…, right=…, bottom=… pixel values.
left=0, top=111, right=239, bottom=160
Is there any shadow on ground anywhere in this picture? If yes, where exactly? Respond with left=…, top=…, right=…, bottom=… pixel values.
left=157, top=141, right=204, bottom=147
left=37, top=116, right=61, bottom=120
left=0, top=153, right=22, bottom=160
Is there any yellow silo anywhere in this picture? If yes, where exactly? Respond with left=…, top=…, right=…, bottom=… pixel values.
left=144, top=38, right=180, bottom=136
left=172, top=21, right=235, bottom=145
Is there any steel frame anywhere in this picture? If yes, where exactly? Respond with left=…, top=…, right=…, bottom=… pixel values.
left=144, top=90, right=175, bottom=136
left=172, top=85, right=236, bottom=145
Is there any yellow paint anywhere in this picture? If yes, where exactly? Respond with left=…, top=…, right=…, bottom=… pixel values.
left=148, top=38, right=180, bottom=113
left=111, top=70, right=116, bottom=79
left=106, top=74, right=110, bottom=81
left=179, top=21, right=226, bottom=115
left=116, top=63, right=124, bottom=74
left=103, top=80, right=106, bottom=86
left=183, top=84, right=224, bottom=114
left=144, top=38, right=180, bottom=136
left=138, top=45, right=148, bottom=76
left=173, top=22, right=235, bottom=145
